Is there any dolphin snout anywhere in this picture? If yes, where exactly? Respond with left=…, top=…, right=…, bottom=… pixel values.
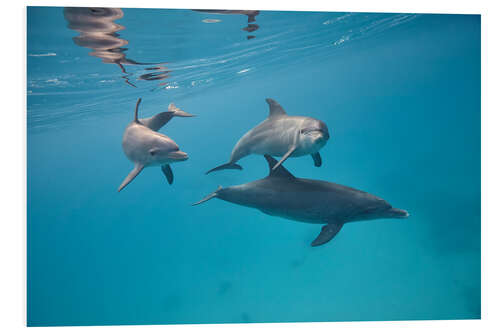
left=168, top=150, right=189, bottom=161
left=319, top=126, right=330, bottom=141
left=314, top=130, right=330, bottom=143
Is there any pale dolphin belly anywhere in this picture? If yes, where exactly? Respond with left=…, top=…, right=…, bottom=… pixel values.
left=122, top=124, right=151, bottom=164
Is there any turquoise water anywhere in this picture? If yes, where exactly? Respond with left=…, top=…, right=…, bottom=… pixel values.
left=27, top=7, right=481, bottom=326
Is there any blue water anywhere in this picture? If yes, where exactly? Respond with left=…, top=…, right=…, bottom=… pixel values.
left=27, top=7, right=481, bottom=326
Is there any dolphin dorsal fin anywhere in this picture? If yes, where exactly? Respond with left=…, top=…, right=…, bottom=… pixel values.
left=264, top=155, right=295, bottom=179
left=265, top=98, right=286, bottom=118
left=134, top=98, right=142, bottom=123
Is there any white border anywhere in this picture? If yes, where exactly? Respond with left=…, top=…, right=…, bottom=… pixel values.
left=2, top=0, right=498, bottom=332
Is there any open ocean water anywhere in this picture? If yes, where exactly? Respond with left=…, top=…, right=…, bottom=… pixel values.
left=27, top=7, right=480, bottom=326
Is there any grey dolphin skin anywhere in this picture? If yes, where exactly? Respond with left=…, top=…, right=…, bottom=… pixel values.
left=118, top=98, right=194, bottom=192
left=194, top=155, right=409, bottom=247
left=206, top=98, right=330, bottom=174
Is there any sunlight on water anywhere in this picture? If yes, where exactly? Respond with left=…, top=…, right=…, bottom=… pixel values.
left=28, top=8, right=419, bottom=130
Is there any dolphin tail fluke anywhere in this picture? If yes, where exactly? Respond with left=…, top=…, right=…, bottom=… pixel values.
left=311, top=223, right=343, bottom=247
left=168, top=103, right=195, bottom=118
left=205, top=162, right=243, bottom=174
left=192, top=186, right=222, bottom=206
left=386, top=208, right=410, bottom=218
left=140, top=104, right=194, bottom=131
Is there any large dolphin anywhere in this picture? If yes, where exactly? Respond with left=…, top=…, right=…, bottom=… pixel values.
left=206, top=98, right=330, bottom=174
left=118, top=98, right=194, bottom=192
left=195, top=155, right=409, bottom=247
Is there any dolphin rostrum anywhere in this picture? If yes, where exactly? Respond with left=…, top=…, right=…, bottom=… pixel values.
left=206, top=98, right=330, bottom=174
left=118, top=98, right=194, bottom=192
left=195, top=155, right=409, bottom=247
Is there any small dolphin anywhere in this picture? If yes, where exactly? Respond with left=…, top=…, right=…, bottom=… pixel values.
left=118, top=98, right=194, bottom=192
left=206, top=98, right=330, bottom=174
left=195, top=155, right=409, bottom=247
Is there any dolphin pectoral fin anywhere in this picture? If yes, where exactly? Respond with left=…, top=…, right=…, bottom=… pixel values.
left=192, top=186, right=223, bottom=206
left=272, top=146, right=296, bottom=171
left=206, top=162, right=243, bottom=175
left=161, top=164, right=174, bottom=184
left=311, top=223, right=343, bottom=247
left=311, top=152, right=322, bottom=167
left=118, top=164, right=145, bottom=192
left=272, top=128, right=301, bottom=171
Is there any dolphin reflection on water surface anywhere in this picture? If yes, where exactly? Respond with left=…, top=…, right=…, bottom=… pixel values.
left=193, top=9, right=261, bottom=39
left=63, top=7, right=169, bottom=87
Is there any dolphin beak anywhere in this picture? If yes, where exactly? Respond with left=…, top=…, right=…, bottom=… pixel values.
left=315, top=131, right=329, bottom=143
left=322, top=130, right=330, bottom=141
left=168, top=150, right=189, bottom=161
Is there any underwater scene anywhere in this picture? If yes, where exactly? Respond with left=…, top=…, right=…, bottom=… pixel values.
left=27, top=7, right=481, bottom=326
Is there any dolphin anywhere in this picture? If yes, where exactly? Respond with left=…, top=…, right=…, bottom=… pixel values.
left=194, top=155, right=409, bottom=247
left=118, top=98, right=194, bottom=192
left=206, top=98, right=330, bottom=174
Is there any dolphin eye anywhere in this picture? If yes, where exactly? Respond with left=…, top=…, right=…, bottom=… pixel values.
left=149, top=150, right=156, bottom=156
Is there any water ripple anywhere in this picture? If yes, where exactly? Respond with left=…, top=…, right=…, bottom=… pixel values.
left=27, top=9, right=420, bottom=130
